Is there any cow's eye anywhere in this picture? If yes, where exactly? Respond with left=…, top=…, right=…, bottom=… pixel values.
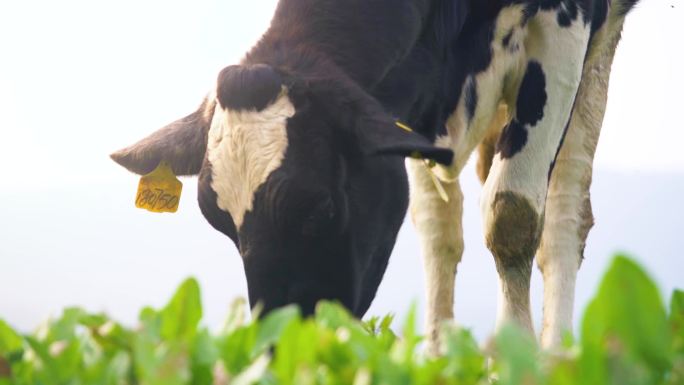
left=301, top=196, right=336, bottom=237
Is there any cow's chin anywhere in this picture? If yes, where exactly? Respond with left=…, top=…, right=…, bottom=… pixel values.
left=245, top=278, right=357, bottom=319
left=241, top=242, right=397, bottom=319
left=241, top=245, right=357, bottom=318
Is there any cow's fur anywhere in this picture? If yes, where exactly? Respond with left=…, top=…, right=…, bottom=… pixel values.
left=112, top=0, right=640, bottom=352
left=207, top=88, right=294, bottom=230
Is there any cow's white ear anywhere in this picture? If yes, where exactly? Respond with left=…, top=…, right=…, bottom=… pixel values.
left=361, top=119, right=454, bottom=166
left=111, top=97, right=215, bottom=176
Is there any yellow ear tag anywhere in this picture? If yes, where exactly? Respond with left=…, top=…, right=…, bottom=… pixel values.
left=135, top=162, right=183, bottom=213
left=397, top=121, right=450, bottom=202
left=396, top=121, right=414, bottom=132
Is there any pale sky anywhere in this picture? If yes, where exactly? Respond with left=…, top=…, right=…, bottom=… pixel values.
left=0, top=0, right=682, bottom=188
left=0, top=1, right=682, bottom=337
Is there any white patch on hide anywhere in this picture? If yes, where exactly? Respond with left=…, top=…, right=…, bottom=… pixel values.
left=206, top=89, right=295, bottom=230
left=480, top=10, right=591, bottom=336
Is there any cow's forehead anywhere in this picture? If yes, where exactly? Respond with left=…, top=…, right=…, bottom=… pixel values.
left=206, top=90, right=295, bottom=230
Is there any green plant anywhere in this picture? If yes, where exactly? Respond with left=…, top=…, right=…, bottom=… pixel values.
left=0, top=255, right=681, bottom=385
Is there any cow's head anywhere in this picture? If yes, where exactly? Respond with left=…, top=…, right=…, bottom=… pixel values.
left=112, top=63, right=452, bottom=317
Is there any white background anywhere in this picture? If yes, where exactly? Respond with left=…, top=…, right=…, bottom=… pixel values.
left=0, top=0, right=681, bottom=340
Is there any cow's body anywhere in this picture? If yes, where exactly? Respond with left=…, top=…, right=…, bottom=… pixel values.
left=112, top=0, right=640, bottom=351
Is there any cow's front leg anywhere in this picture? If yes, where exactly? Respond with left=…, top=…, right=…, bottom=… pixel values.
left=407, top=160, right=463, bottom=355
left=481, top=12, right=590, bottom=335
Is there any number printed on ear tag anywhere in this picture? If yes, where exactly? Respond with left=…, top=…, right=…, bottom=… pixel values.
left=135, top=162, right=182, bottom=213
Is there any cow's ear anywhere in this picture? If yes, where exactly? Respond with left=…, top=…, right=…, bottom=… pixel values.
left=111, top=97, right=215, bottom=176
left=360, top=118, right=454, bottom=166
left=300, top=67, right=454, bottom=166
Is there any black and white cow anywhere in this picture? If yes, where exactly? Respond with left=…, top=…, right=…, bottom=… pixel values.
left=112, top=0, right=640, bottom=352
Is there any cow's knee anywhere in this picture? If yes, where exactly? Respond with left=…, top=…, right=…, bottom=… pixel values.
left=483, top=190, right=542, bottom=333
left=485, top=191, right=543, bottom=271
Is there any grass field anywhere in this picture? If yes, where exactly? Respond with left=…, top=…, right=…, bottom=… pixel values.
left=1, top=255, right=682, bottom=385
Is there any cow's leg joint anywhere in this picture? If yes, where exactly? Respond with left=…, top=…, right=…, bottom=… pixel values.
left=484, top=191, right=541, bottom=334
left=486, top=192, right=543, bottom=265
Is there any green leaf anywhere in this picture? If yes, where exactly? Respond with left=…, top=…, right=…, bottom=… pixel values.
left=51, top=339, right=82, bottom=382
left=254, top=306, right=300, bottom=355
left=78, top=312, right=110, bottom=329
left=493, top=324, right=542, bottom=385
left=191, top=328, right=218, bottom=385
left=0, top=320, right=23, bottom=354
left=133, top=335, right=190, bottom=385
left=25, top=336, right=60, bottom=382
left=94, top=321, right=133, bottom=353
left=232, top=354, right=271, bottom=385
left=91, top=352, right=131, bottom=385
left=2, top=254, right=676, bottom=385
left=442, top=327, right=486, bottom=383
left=672, top=290, right=684, bottom=317
left=315, top=301, right=354, bottom=329
left=223, top=298, right=249, bottom=334
left=272, top=319, right=318, bottom=385
left=49, top=308, right=86, bottom=342
left=139, top=306, right=162, bottom=340
left=390, top=303, right=421, bottom=366
left=580, top=255, right=671, bottom=385
left=160, top=278, right=203, bottom=343
left=362, top=316, right=379, bottom=336
left=671, top=290, right=684, bottom=341
left=218, top=324, right=258, bottom=376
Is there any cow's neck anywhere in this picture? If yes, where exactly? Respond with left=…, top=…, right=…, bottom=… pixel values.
left=243, top=0, right=475, bottom=141
left=370, top=1, right=472, bottom=141
left=245, top=0, right=443, bottom=87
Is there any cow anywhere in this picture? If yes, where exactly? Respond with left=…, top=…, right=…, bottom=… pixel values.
left=112, top=0, right=641, bottom=353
